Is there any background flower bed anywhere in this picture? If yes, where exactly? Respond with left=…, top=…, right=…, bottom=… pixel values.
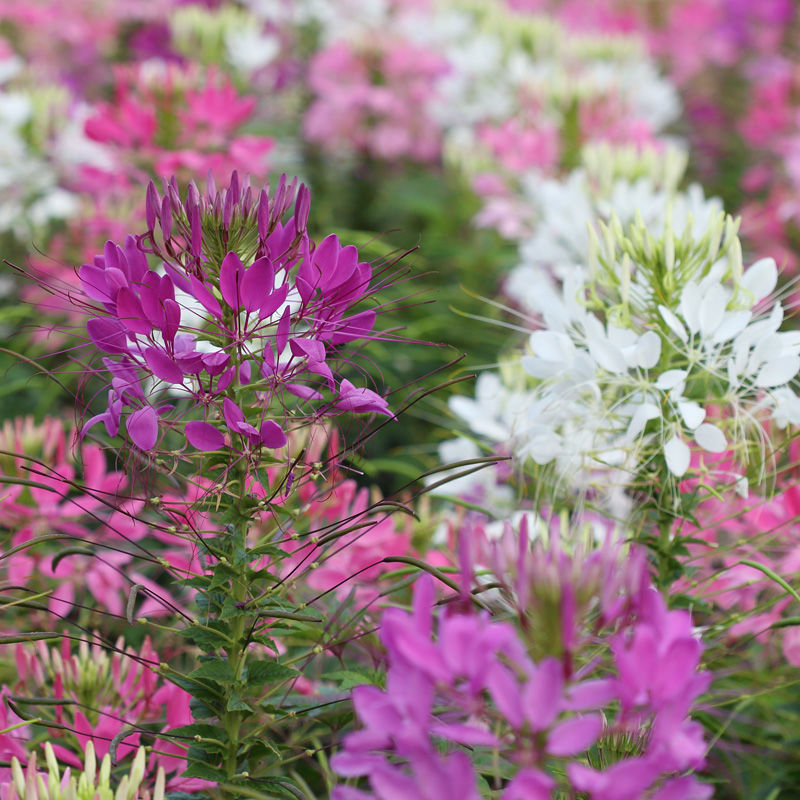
left=1, top=1, right=800, bottom=799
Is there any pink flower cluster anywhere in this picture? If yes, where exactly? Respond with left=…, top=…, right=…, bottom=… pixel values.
left=305, top=37, right=449, bottom=162
left=675, top=477, right=800, bottom=664
left=332, top=568, right=711, bottom=800
left=1, top=636, right=202, bottom=791
left=0, top=415, right=208, bottom=620
left=79, top=171, right=390, bottom=456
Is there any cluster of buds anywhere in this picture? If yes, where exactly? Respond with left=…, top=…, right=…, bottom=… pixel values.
left=2, top=743, right=164, bottom=800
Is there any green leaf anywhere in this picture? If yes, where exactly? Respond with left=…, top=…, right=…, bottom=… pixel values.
left=181, top=621, right=232, bottom=651
left=246, top=661, right=298, bottom=686
left=325, top=670, right=380, bottom=691
left=226, top=691, right=252, bottom=712
left=189, top=660, right=235, bottom=683
left=166, top=723, right=224, bottom=740
left=183, top=762, right=227, bottom=782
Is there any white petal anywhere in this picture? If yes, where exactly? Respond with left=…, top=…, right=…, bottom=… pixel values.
left=678, top=400, right=705, bottom=429
left=659, top=304, right=687, bottom=343
left=699, top=285, right=729, bottom=337
left=665, top=435, right=691, bottom=476
left=625, top=402, right=660, bottom=440
left=588, top=338, right=628, bottom=374
left=755, top=355, right=800, bottom=388
left=694, top=423, right=726, bottom=452
left=521, top=355, right=557, bottom=380
left=679, top=283, right=702, bottom=334
left=712, top=310, right=751, bottom=343
left=529, top=330, right=574, bottom=363
left=735, top=476, right=749, bottom=498
left=655, top=369, right=688, bottom=390
left=635, top=331, right=662, bottom=369
left=741, top=257, right=777, bottom=305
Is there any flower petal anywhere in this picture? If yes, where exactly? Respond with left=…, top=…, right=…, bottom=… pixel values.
left=185, top=421, right=225, bottom=451
left=694, top=423, right=726, bottom=453
left=664, top=435, right=691, bottom=476
left=126, top=407, right=158, bottom=450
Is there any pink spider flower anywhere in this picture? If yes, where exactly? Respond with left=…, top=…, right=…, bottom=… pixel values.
left=304, top=37, right=448, bottom=162
left=333, top=568, right=711, bottom=800
left=77, top=171, right=393, bottom=460
left=4, top=636, right=199, bottom=786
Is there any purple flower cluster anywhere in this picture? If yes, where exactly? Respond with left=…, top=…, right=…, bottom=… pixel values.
left=332, top=570, right=711, bottom=800
left=79, top=171, right=391, bottom=454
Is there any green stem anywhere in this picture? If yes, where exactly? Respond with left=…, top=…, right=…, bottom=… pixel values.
left=222, top=519, right=251, bottom=784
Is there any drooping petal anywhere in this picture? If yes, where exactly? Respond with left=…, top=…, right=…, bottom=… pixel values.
left=694, top=423, right=726, bottom=453
left=260, top=420, right=287, bottom=449
left=677, top=400, right=705, bottom=429
left=144, top=347, right=184, bottom=384
left=664, top=435, right=691, bottom=476
left=185, top=421, right=225, bottom=451
left=189, top=275, right=223, bottom=319
left=126, top=407, right=158, bottom=450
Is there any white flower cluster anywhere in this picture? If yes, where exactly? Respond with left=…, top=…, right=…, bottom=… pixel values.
left=0, top=56, right=78, bottom=242
left=505, top=143, right=722, bottom=311
left=445, top=143, right=800, bottom=510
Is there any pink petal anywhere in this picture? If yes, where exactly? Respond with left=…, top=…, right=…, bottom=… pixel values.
left=220, top=251, right=243, bottom=309
left=242, top=257, right=275, bottom=313
left=115, top=289, right=152, bottom=334
left=126, top=406, right=159, bottom=450
left=260, top=420, right=287, bottom=448
left=546, top=714, right=603, bottom=757
left=189, top=275, right=222, bottom=319
left=144, top=347, right=184, bottom=384
left=185, top=421, right=225, bottom=451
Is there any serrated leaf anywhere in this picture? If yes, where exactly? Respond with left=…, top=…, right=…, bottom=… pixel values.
left=325, top=670, right=379, bottom=691
left=166, top=723, right=225, bottom=740
left=181, top=621, right=231, bottom=651
left=246, top=661, right=298, bottom=686
left=226, top=691, right=252, bottom=712
left=190, top=660, right=235, bottom=683
left=183, top=762, right=227, bottom=782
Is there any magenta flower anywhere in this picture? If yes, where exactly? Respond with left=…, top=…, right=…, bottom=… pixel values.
left=76, top=172, right=392, bottom=459
left=333, top=566, right=711, bottom=799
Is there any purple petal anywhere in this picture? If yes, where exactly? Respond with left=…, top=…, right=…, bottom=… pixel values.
left=223, top=397, right=245, bottom=429
left=189, top=276, right=222, bottom=318
left=126, top=406, right=158, bottom=450
left=258, top=284, right=288, bottom=320
left=145, top=181, right=159, bottom=231
left=220, top=251, right=243, bottom=310
left=329, top=310, right=377, bottom=345
left=260, top=420, right=287, bottom=449
left=522, top=658, right=563, bottom=732
left=276, top=307, right=290, bottom=354
left=79, top=264, right=112, bottom=303
left=241, top=257, right=275, bottom=313
left=185, top=421, right=225, bottom=451
left=87, top=317, right=129, bottom=354
left=115, top=289, right=151, bottom=335
left=546, top=714, right=603, bottom=757
left=144, top=347, right=184, bottom=384
left=289, top=338, right=325, bottom=361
